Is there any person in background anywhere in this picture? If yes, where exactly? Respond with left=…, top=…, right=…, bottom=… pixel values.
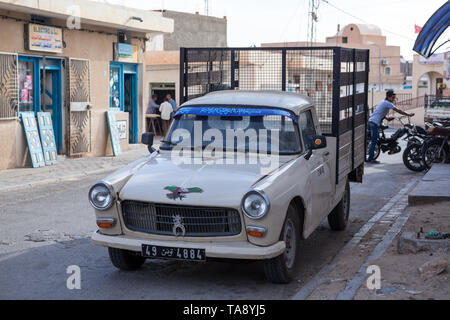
left=166, top=93, right=177, bottom=114
left=159, top=98, right=173, bottom=136
left=366, top=90, right=415, bottom=164
left=146, top=95, right=159, bottom=114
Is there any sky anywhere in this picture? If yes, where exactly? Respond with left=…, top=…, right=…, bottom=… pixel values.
left=94, top=0, right=448, bottom=60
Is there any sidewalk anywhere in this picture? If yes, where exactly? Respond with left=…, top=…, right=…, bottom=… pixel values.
left=409, top=164, right=450, bottom=205
left=0, top=144, right=151, bottom=193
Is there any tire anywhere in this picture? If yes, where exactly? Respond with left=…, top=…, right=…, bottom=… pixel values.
left=328, top=180, right=350, bottom=231
left=366, top=140, right=381, bottom=161
left=422, top=140, right=448, bottom=169
left=403, top=143, right=426, bottom=172
left=264, top=205, right=301, bottom=284
left=108, top=248, right=146, bottom=271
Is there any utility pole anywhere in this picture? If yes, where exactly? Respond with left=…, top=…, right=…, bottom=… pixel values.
left=307, top=0, right=320, bottom=47
left=204, top=0, right=210, bottom=16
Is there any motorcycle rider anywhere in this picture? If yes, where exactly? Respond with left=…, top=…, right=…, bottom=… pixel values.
left=367, top=90, right=415, bottom=164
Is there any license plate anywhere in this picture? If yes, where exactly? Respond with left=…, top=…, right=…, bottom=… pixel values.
left=142, top=244, right=206, bottom=261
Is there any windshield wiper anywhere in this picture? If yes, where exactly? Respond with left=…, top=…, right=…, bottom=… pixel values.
left=160, top=140, right=180, bottom=146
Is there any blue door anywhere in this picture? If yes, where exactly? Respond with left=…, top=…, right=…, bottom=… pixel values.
left=40, top=61, right=62, bottom=152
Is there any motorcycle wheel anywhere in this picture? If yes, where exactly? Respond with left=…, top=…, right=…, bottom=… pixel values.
left=422, top=140, right=448, bottom=169
left=403, top=143, right=426, bottom=172
left=366, top=141, right=381, bottom=161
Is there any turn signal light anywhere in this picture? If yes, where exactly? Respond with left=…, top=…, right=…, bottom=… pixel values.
left=247, top=226, right=267, bottom=238
left=97, top=218, right=116, bottom=229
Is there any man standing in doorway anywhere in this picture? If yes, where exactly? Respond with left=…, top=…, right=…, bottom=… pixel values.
left=166, top=93, right=177, bottom=114
left=146, top=95, right=159, bottom=114
left=366, top=90, right=415, bottom=164
left=159, top=98, right=173, bottom=136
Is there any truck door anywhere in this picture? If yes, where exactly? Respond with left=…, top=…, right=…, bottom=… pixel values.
left=299, top=110, right=332, bottom=222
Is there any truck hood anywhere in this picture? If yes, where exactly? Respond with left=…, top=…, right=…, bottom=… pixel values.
left=119, top=153, right=292, bottom=207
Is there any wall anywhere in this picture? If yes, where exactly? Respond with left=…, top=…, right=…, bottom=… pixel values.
left=161, top=11, right=227, bottom=51
left=412, top=54, right=448, bottom=97
left=0, top=10, right=147, bottom=169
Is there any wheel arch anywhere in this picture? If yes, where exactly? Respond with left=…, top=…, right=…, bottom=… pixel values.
left=290, top=196, right=306, bottom=240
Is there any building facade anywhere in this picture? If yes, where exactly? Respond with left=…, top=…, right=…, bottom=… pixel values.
left=146, top=10, right=227, bottom=108
left=263, top=23, right=408, bottom=92
left=0, top=0, right=173, bottom=170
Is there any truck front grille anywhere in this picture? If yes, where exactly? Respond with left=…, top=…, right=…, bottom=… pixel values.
left=121, top=201, right=242, bottom=237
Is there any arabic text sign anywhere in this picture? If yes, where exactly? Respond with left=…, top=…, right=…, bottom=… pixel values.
left=27, top=24, right=63, bottom=53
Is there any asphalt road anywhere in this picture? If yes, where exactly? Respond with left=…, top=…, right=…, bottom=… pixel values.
left=0, top=145, right=422, bottom=300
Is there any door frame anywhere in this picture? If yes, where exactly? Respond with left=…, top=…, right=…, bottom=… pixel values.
left=110, top=61, right=138, bottom=144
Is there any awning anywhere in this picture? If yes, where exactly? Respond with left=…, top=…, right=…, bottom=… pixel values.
left=413, top=1, right=450, bottom=58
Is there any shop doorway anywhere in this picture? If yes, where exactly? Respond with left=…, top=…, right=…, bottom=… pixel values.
left=18, top=56, right=63, bottom=153
left=40, top=61, right=62, bottom=152
left=151, top=83, right=176, bottom=105
left=124, top=72, right=138, bottom=144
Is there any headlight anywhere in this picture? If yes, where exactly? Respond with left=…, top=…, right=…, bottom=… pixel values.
left=242, top=190, right=270, bottom=219
left=89, top=182, right=115, bottom=211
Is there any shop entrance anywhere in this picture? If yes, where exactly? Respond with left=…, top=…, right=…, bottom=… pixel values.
left=150, top=83, right=176, bottom=105
left=40, top=61, right=62, bottom=151
left=18, top=56, right=63, bottom=153
left=109, top=62, right=139, bottom=144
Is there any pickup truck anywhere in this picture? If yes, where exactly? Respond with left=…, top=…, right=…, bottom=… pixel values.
left=90, top=47, right=369, bottom=284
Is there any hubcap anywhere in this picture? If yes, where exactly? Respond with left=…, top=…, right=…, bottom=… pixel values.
left=283, top=219, right=296, bottom=269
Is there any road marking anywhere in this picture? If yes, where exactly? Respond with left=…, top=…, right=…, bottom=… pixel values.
left=291, top=176, right=420, bottom=300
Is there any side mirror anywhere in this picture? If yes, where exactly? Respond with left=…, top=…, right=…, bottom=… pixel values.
left=142, top=132, right=156, bottom=153
left=305, top=135, right=327, bottom=160
left=311, top=135, right=327, bottom=150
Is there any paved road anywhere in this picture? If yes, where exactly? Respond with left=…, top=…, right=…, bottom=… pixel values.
left=0, top=145, right=422, bottom=300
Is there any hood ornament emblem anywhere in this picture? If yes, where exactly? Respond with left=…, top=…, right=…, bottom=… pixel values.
left=164, top=186, right=203, bottom=201
left=172, top=215, right=186, bottom=237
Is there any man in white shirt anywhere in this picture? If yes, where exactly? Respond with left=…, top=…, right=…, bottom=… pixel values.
left=159, top=98, right=173, bottom=135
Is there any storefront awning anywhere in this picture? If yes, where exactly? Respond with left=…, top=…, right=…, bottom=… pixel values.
left=413, top=1, right=450, bottom=58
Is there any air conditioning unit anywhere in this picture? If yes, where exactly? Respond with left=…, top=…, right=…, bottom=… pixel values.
left=381, top=59, right=389, bottom=66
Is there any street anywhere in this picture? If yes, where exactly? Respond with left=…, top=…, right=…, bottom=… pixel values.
left=0, top=146, right=422, bottom=300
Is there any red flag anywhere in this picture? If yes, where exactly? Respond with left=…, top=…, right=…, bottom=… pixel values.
left=415, top=25, right=422, bottom=34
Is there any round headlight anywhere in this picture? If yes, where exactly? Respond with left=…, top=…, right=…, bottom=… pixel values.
left=89, top=182, right=115, bottom=211
left=242, top=190, right=270, bottom=219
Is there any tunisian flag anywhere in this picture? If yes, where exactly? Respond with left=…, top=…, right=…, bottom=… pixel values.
left=415, top=25, right=422, bottom=34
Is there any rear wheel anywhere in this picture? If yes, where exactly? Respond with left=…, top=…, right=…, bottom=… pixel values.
left=328, top=180, right=350, bottom=231
left=423, top=140, right=448, bottom=169
left=264, top=205, right=301, bottom=284
left=108, top=248, right=146, bottom=271
left=403, top=143, right=426, bottom=172
left=366, top=140, right=381, bottom=161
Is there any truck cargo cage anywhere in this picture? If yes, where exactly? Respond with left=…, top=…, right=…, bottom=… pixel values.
left=180, top=47, right=370, bottom=183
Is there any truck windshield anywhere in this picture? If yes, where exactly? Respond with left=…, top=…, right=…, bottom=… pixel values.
left=160, top=108, right=302, bottom=155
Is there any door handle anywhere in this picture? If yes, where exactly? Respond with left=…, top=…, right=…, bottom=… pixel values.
left=323, top=151, right=330, bottom=157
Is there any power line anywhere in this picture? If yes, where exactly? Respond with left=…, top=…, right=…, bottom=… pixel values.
left=321, top=0, right=416, bottom=42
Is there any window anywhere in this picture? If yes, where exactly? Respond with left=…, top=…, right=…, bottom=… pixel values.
left=385, top=67, right=391, bottom=75
left=327, top=38, right=334, bottom=44
left=342, top=37, right=348, bottom=43
left=299, top=110, right=317, bottom=149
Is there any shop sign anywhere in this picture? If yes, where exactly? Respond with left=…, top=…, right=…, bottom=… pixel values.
left=420, top=53, right=444, bottom=65
left=26, top=24, right=63, bottom=53
left=114, top=43, right=138, bottom=63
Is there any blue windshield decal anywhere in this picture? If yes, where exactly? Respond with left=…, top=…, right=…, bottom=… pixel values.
left=175, top=107, right=297, bottom=123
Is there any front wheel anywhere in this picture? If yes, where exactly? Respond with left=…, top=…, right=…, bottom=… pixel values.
left=263, top=205, right=301, bottom=284
left=108, top=248, right=146, bottom=271
left=328, top=180, right=350, bottom=231
left=403, top=143, right=427, bottom=172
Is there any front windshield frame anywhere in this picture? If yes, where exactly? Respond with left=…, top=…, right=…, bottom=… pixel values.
left=160, top=105, right=303, bottom=156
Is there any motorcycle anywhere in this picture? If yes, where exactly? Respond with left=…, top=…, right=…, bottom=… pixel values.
left=422, top=126, right=450, bottom=169
left=403, top=122, right=447, bottom=172
left=366, top=116, right=423, bottom=161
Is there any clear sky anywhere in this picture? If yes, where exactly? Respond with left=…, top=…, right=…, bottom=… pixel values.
left=94, top=0, right=448, bottom=60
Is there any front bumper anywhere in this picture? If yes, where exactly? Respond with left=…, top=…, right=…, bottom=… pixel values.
left=92, top=231, right=285, bottom=260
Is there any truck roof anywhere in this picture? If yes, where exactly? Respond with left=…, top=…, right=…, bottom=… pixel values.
left=180, top=90, right=314, bottom=115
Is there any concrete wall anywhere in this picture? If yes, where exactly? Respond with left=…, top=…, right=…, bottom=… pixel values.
left=161, top=10, right=227, bottom=50
left=0, top=10, right=148, bottom=169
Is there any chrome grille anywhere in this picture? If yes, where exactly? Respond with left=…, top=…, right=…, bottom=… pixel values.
left=121, top=201, right=242, bottom=237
